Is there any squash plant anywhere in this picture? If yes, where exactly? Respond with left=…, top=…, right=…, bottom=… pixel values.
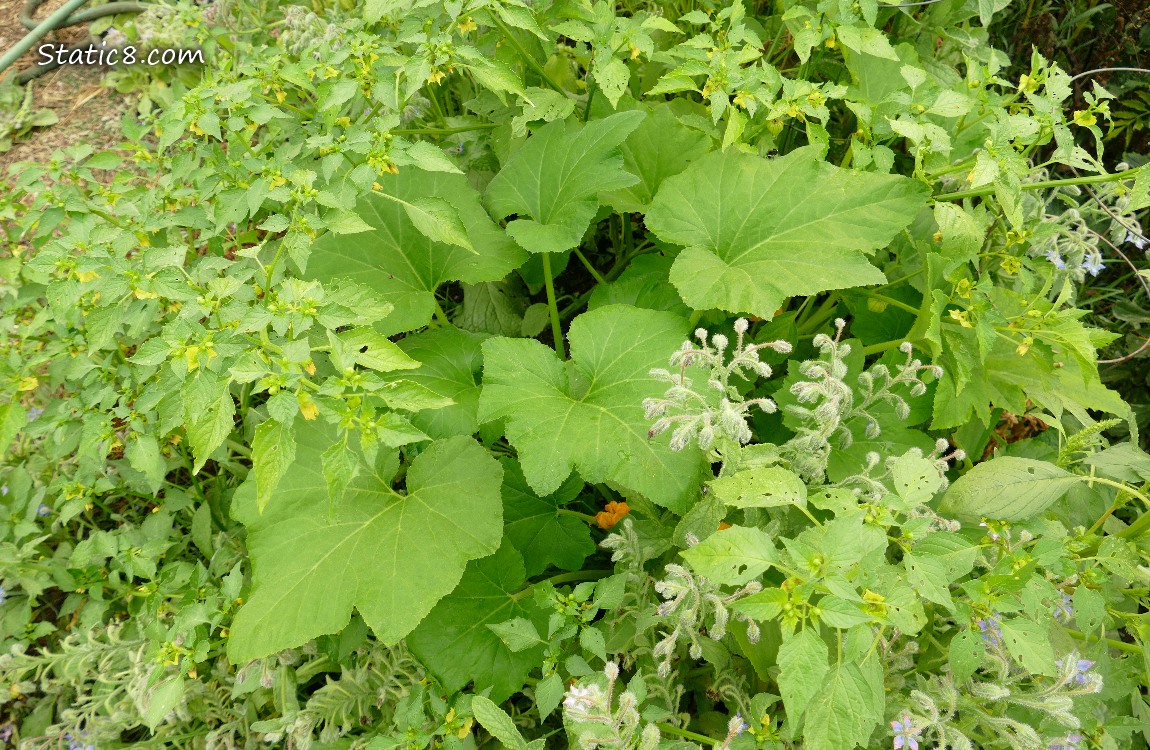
left=0, top=0, right=1148, bottom=748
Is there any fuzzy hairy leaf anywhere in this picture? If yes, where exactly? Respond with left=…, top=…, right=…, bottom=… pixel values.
left=308, top=169, right=525, bottom=335
left=645, top=147, right=929, bottom=319
left=485, top=111, right=645, bottom=254
left=228, top=424, right=503, bottom=661
left=477, top=305, right=704, bottom=511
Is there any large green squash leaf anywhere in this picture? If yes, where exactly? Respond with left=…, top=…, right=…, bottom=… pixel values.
left=384, top=327, right=488, bottom=439
left=600, top=105, right=712, bottom=214
left=228, top=424, right=503, bottom=662
left=407, top=541, right=548, bottom=703
left=645, top=147, right=929, bottom=320
left=484, top=111, right=645, bottom=254
left=501, top=458, right=595, bottom=576
left=477, top=304, right=704, bottom=512
left=308, top=169, right=525, bottom=335
left=938, top=456, right=1078, bottom=522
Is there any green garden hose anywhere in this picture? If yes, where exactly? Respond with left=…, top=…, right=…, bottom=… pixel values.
left=1, top=0, right=149, bottom=85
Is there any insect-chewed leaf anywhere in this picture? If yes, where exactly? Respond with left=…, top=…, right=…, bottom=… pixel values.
left=227, top=422, right=503, bottom=662
left=485, top=111, right=645, bottom=254
left=477, top=304, right=705, bottom=512
left=308, top=168, right=525, bottom=335
left=645, top=146, right=929, bottom=320
left=680, top=525, right=776, bottom=585
left=938, top=456, right=1078, bottom=522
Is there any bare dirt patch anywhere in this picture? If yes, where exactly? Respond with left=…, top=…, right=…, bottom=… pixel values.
left=1, top=0, right=129, bottom=180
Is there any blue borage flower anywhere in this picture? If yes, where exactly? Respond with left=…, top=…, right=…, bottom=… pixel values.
left=1056, top=657, right=1096, bottom=686
left=1049, top=733, right=1084, bottom=750
left=891, top=713, right=922, bottom=750
left=976, top=616, right=1004, bottom=648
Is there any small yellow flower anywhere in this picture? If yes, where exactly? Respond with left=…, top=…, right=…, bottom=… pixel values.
left=949, top=309, right=973, bottom=328
left=1000, top=257, right=1021, bottom=274
left=825, top=35, right=836, bottom=49
left=457, top=16, right=476, bottom=33
left=1016, top=337, right=1033, bottom=356
left=1072, top=110, right=1096, bottom=127
left=133, top=288, right=160, bottom=300
left=630, top=44, right=641, bottom=59
left=428, top=69, right=447, bottom=85
left=335, top=116, right=351, bottom=127
left=76, top=270, right=100, bottom=282
left=299, top=393, right=319, bottom=421
left=17, top=376, right=38, bottom=392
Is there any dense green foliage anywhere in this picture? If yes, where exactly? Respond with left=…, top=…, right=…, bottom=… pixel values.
left=1, top=0, right=1149, bottom=749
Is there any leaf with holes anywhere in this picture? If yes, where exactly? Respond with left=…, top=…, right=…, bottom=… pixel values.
left=938, top=457, right=1079, bottom=522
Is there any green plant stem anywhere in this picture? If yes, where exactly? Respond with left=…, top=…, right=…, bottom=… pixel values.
left=1084, top=476, right=1150, bottom=535
left=490, top=15, right=566, bottom=93
left=573, top=246, right=608, bottom=285
left=391, top=123, right=497, bottom=135
left=556, top=507, right=598, bottom=524
left=1063, top=627, right=1141, bottom=654
left=542, top=253, right=566, bottom=358
left=796, top=293, right=841, bottom=335
left=511, top=569, right=611, bottom=600
left=657, top=724, right=720, bottom=746
left=862, top=338, right=909, bottom=356
left=935, top=169, right=1143, bottom=202
left=433, top=298, right=451, bottom=326
left=857, top=290, right=920, bottom=315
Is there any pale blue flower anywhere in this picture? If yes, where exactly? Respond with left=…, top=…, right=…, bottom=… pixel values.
left=892, top=714, right=921, bottom=750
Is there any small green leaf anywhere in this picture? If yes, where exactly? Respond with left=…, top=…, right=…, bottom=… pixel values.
left=1000, top=617, right=1057, bottom=675
left=399, top=196, right=474, bottom=253
left=535, top=673, right=565, bottom=720
left=804, top=660, right=884, bottom=750
left=487, top=617, right=544, bottom=652
left=939, top=457, right=1078, bottom=521
left=709, top=466, right=806, bottom=508
left=252, top=420, right=296, bottom=514
left=948, top=629, right=984, bottom=683
left=777, top=628, right=828, bottom=722
left=904, top=553, right=954, bottom=610
left=125, top=434, right=166, bottom=493
left=142, top=674, right=185, bottom=730
left=471, top=695, right=529, bottom=750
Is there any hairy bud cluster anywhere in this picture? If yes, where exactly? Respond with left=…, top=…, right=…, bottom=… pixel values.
left=563, top=664, right=662, bottom=750
left=645, top=320, right=791, bottom=452
left=651, top=564, right=762, bottom=678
